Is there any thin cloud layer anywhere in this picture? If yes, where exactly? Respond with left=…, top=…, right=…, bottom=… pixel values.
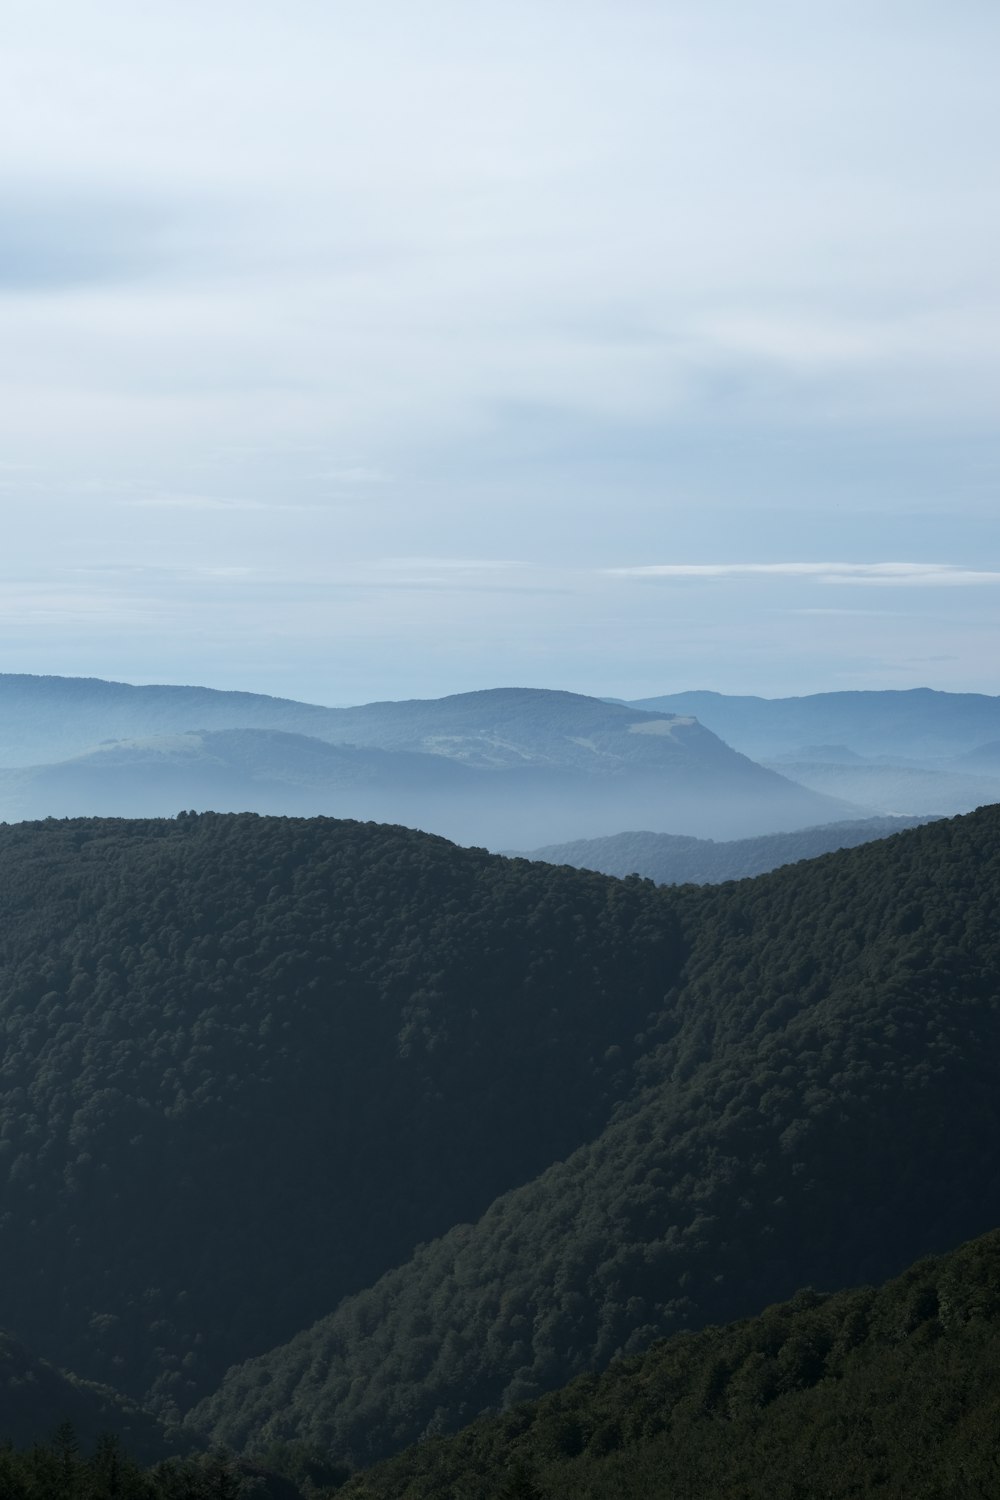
left=609, top=564, right=1000, bottom=587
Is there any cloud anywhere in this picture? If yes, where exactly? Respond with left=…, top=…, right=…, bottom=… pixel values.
left=606, top=563, right=1000, bottom=586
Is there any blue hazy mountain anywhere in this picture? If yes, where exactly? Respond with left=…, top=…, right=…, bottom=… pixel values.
left=0, top=679, right=857, bottom=845
left=761, top=756, right=1000, bottom=817
left=516, top=815, right=933, bottom=884
left=627, top=687, right=1000, bottom=761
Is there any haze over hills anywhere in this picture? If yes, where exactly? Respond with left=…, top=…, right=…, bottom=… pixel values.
left=517, top=815, right=933, bottom=885
left=0, top=676, right=857, bottom=845
left=761, top=755, right=1000, bottom=818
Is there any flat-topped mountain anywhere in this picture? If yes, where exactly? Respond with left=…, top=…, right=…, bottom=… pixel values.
left=629, top=687, right=1000, bottom=761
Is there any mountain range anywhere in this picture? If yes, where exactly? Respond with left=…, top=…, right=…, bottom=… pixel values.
left=0, top=677, right=857, bottom=845
left=627, top=686, right=1000, bottom=761
left=517, top=815, right=933, bottom=884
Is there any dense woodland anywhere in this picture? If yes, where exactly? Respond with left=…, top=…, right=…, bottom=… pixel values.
left=5, top=1228, right=1000, bottom=1496
left=188, top=808, right=1000, bottom=1465
left=2, top=805, right=1000, bottom=1486
left=0, top=813, right=686, bottom=1407
left=339, top=1227, right=1000, bottom=1499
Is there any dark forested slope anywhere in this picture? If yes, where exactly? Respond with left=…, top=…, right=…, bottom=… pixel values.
left=190, top=807, right=1000, bottom=1466
left=5, top=807, right=1000, bottom=1474
left=337, top=1228, right=1000, bottom=1500
left=0, top=813, right=686, bottom=1411
left=519, top=816, right=931, bottom=884
left=0, top=1332, right=175, bottom=1463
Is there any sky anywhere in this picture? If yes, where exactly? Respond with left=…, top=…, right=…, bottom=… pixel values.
left=2, top=0, right=1000, bottom=706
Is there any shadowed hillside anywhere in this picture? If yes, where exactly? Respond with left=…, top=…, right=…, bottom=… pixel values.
left=188, top=808, right=1000, bottom=1466
left=0, top=813, right=687, bottom=1409
left=3, top=807, right=1000, bottom=1475
left=335, top=1228, right=1000, bottom=1499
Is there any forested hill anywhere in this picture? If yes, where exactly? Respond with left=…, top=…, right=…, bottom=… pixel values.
left=519, top=815, right=931, bottom=884
left=4, top=808, right=1000, bottom=1476
left=0, top=813, right=687, bottom=1411
left=338, top=1227, right=1000, bottom=1500
left=189, top=806, right=1000, bottom=1466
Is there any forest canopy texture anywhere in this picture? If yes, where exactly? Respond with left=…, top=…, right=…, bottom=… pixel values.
left=0, top=807, right=999, bottom=1477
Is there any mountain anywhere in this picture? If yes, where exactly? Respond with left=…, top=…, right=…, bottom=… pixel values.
left=0, top=813, right=690, bottom=1409
left=627, top=687, right=1000, bottom=761
left=6, top=806, right=1000, bottom=1475
left=187, top=806, right=1000, bottom=1466
left=0, top=729, right=481, bottom=823
left=336, top=1228, right=1000, bottom=1499
left=517, top=816, right=932, bottom=884
left=0, top=674, right=343, bottom=767
left=949, top=738, right=1000, bottom=773
left=0, top=680, right=857, bottom=844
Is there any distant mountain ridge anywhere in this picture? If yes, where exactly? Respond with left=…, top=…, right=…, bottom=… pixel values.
left=517, top=816, right=933, bottom=884
left=761, top=756, right=1000, bottom=818
left=0, top=677, right=855, bottom=844
left=628, top=687, right=1000, bottom=760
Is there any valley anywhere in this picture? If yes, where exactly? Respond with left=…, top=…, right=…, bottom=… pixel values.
left=1, top=676, right=999, bottom=1496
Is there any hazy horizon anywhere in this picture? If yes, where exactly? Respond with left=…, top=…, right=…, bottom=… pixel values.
left=4, top=2, right=999, bottom=704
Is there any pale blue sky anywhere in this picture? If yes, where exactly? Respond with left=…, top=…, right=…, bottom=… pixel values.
left=2, top=0, right=999, bottom=704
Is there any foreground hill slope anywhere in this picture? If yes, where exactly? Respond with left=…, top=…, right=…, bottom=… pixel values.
left=338, top=1228, right=1000, bottom=1500
left=0, top=814, right=688, bottom=1409
left=519, top=816, right=931, bottom=884
left=190, top=807, right=1000, bottom=1466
